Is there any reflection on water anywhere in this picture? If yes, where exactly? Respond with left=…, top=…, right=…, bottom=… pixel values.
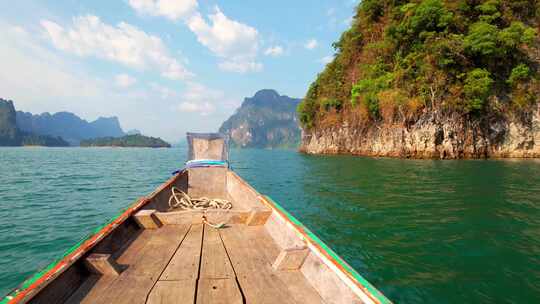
left=0, top=147, right=539, bottom=303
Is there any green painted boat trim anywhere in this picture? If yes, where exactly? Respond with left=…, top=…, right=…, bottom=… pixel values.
left=0, top=203, right=133, bottom=304
left=264, top=195, right=392, bottom=304
left=1, top=182, right=391, bottom=304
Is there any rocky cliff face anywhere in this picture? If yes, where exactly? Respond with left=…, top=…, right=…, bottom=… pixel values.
left=297, top=1, right=540, bottom=159
left=219, top=89, right=301, bottom=148
left=0, top=99, right=19, bottom=145
left=301, top=104, right=540, bottom=158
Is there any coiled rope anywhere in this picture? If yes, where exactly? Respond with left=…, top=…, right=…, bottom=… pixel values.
left=168, top=187, right=232, bottom=210
left=168, top=187, right=232, bottom=228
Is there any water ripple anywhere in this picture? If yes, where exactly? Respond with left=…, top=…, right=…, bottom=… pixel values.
left=1, top=148, right=539, bottom=303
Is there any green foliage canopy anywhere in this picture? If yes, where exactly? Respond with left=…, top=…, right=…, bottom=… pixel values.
left=297, top=0, right=540, bottom=129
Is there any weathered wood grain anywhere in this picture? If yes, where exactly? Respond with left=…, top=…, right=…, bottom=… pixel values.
left=147, top=280, right=196, bottom=304
left=133, top=209, right=162, bottom=229
left=272, top=247, right=310, bottom=271
left=219, top=225, right=299, bottom=304
left=75, top=225, right=190, bottom=304
left=160, top=224, right=203, bottom=281
left=196, top=278, right=243, bottom=304
left=84, top=253, right=122, bottom=276
left=246, top=207, right=272, bottom=226
left=200, top=226, right=235, bottom=279
left=301, top=253, right=363, bottom=304
left=242, top=226, right=326, bottom=304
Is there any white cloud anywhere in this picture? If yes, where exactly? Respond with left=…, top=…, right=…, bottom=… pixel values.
left=320, top=55, right=334, bottom=64
left=264, top=45, right=284, bottom=57
left=150, top=83, right=177, bottom=99
left=115, top=74, right=137, bottom=88
left=218, top=61, right=262, bottom=73
left=186, top=7, right=262, bottom=73
left=40, top=15, right=192, bottom=80
left=175, top=82, right=224, bottom=115
left=0, top=22, right=236, bottom=142
left=128, top=0, right=198, bottom=21
left=177, top=101, right=215, bottom=114
left=305, top=39, right=318, bottom=50
left=0, top=25, right=103, bottom=104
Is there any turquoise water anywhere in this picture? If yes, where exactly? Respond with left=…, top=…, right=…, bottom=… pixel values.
left=1, top=147, right=539, bottom=303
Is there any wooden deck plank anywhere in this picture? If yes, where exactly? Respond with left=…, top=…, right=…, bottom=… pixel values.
left=77, top=225, right=190, bottom=304
left=68, top=223, right=324, bottom=304
left=160, top=224, right=203, bottom=281
left=243, top=226, right=326, bottom=304
left=147, top=280, right=196, bottom=304
left=196, top=279, right=243, bottom=304
left=123, top=225, right=190, bottom=278
left=66, top=229, right=155, bottom=304
left=146, top=224, right=203, bottom=303
left=219, top=225, right=299, bottom=304
left=200, top=226, right=235, bottom=279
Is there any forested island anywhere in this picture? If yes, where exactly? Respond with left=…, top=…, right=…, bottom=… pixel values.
left=80, top=134, right=171, bottom=148
left=298, top=0, right=540, bottom=158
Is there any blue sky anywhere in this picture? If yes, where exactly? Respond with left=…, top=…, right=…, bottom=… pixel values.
left=0, top=0, right=357, bottom=141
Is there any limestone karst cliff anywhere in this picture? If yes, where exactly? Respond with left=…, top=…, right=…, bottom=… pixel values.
left=298, top=0, right=540, bottom=158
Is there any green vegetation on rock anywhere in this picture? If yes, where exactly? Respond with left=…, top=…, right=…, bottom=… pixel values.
left=298, top=0, right=540, bottom=129
left=80, top=134, right=171, bottom=148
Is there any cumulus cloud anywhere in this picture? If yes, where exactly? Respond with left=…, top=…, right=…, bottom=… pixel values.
left=186, top=7, right=262, bottom=73
left=150, top=82, right=177, bottom=99
left=305, top=39, right=318, bottom=50
left=40, top=15, right=192, bottom=80
left=175, top=82, right=224, bottom=115
left=177, top=101, right=215, bottom=114
left=126, top=1, right=262, bottom=73
left=0, top=21, right=237, bottom=141
left=128, top=0, right=198, bottom=20
left=264, top=45, right=284, bottom=57
left=115, top=74, right=137, bottom=88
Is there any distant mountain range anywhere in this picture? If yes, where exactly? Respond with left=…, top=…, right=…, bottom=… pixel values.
left=0, top=99, right=69, bottom=146
left=1, top=98, right=169, bottom=147
left=16, top=110, right=125, bottom=145
left=219, top=89, right=301, bottom=148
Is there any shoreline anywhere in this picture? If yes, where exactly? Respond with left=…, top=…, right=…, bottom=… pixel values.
left=298, top=148, right=540, bottom=160
left=1, top=145, right=172, bottom=148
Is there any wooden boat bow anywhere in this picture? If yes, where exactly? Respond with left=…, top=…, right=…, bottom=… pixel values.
left=1, top=133, right=391, bottom=304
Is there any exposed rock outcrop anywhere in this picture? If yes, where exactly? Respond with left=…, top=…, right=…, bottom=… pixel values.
left=301, top=105, right=540, bottom=158
left=220, top=89, right=301, bottom=148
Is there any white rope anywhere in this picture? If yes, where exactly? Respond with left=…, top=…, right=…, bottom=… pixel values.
left=168, top=187, right=232, bottom=210
left=168, top=187, right=232, bottom=229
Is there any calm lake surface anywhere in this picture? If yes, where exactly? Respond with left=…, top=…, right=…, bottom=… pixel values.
left=0, top=147, right=539, bottom=303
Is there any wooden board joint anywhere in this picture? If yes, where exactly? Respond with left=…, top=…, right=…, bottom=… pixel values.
left=84, top=253, right=122, bottom=276
left=133, top=209, right=162, bottom=229
left=272, top=247, right=310, bottom=271
left=246, top=207, right=272, bottom=226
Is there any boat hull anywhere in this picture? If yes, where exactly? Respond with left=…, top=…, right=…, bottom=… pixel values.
left=1, top=168, right=391, bottom=304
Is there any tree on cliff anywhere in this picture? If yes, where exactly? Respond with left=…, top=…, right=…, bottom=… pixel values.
left=298, top=0, right=539, bottom=130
